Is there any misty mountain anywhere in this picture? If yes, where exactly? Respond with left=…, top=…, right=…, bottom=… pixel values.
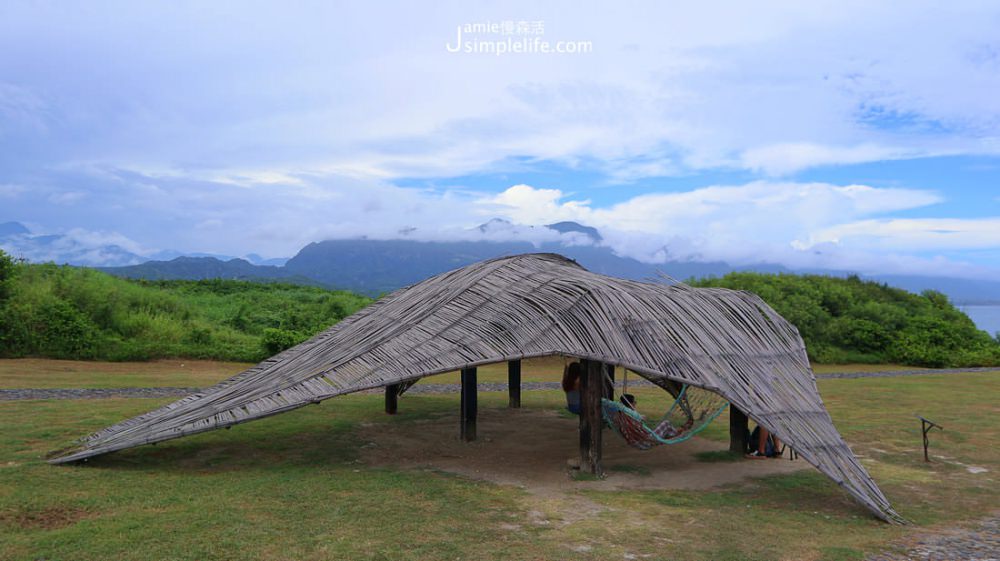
left=13, top=218, right=1000, bottom=303
left=100, top=223, right=792, bottom=297
left=0, top=221, right=290, bottom=270
left=546, top=221, right=603, bottom=242
left=244, top=253, right=290, bottom=267
left=0, top=221, right=147, bottom=267
left=0, top=221, right=30, bottom=237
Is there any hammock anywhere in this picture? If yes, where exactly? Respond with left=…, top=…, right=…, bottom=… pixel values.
left=601, top=377, right=729, bottom=450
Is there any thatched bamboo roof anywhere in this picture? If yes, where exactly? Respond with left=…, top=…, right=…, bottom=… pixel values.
left=49, top=253, right=900, bottom=522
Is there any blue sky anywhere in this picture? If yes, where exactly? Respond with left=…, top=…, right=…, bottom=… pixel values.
left=1, top=1, right=999, bottom=278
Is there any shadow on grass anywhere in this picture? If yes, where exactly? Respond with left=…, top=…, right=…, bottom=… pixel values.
left=694, top=450, right=743, bottom=463
left=53, top=398, right=467, bottom=474
left=51, top=396, right=574, bottom=477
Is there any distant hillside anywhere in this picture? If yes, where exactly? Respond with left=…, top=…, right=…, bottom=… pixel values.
left=0, top=257, right=370, bottom=362
left=85, top=220, right=1000, bottom=304
left=100, top=256, right=313, bottom=285
left=103, top=237, right=788, bottom=296
left=693, top=272, right=1000, bottom=367
left=1, top=248, right=996, bottom=367
left=0, top=222, right=30, bottom=237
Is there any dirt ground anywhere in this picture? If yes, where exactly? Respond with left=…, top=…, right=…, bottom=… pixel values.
left=358, top=407, right=807, bottom=495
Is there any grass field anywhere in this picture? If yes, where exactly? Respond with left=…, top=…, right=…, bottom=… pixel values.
left=1, top=360, right=997, bottom=560
left=0, top=357, right=924, bottom=390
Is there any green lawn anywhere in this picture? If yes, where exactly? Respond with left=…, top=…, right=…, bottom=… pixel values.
left=0, top=359, right=252, bottom=389
left=1, top=361, right=997, bottom=560
left=0, top=356, right=570, bottom=389
left=0, top=357, right=931, bottom=390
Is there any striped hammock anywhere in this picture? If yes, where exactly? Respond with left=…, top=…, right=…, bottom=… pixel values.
left=600, top=391, right=729, bottom=450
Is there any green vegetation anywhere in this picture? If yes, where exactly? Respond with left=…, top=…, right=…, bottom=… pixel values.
left=692, top=272, right=1000, bottom=367
left=0, top=252, right=370, bottom=362
left=1, top=363, right=997, bottom=560
left=0, top=248, right=15, bottom=304
left=1, top=248, right=998, bottom=367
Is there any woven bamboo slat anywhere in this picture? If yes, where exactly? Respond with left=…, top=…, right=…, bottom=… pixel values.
left=48, top=253, right=902, bottom=522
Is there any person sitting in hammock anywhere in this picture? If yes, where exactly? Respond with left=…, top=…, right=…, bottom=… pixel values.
left=620, top=393, right=637, bottom=409
left=562, top=361, right=582, bottom=415
left=617, top=392, right=684, bottom=439
left=652, top=416, right=681, bottom=439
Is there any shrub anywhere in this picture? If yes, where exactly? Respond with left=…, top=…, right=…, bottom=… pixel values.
left=261, top=328, right=307, bottom=356
left=0, top=262, right=371, bottom=362
left=692, top=272, right=999, bottom=367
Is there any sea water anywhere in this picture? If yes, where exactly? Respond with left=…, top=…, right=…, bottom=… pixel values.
left=961, top=305, right=1000, bottom=338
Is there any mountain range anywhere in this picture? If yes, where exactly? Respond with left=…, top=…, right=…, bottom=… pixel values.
left=3, top=220, right=1000, bottom=303
left=0, top=222, right=287, bottom=268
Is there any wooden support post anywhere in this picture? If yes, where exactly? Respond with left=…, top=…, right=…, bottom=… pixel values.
left=384, top=384, right=399, bottom=415
left=919, top=416, right=943, bottom=462
left=579, top=359, right=604, bottom=476
left=507, top=360, right=521, bottom=408
left=729, top=406, right=749, bottom=454
left=603, top=363, right=615, bottom=400
left=460, top=367, right=478, bottom=441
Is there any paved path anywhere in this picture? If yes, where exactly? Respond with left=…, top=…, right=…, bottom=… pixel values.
left=816, top=366, right=999, bottom=380
left=866, top=514, right=999, bottom=561
left=1, top=366, right=996, bottom=401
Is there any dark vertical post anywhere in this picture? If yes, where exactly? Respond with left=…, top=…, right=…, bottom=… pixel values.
left=460, top=367, right=478, bottom=441
left=919, top=417, right=942, bottom=462
left=729, top=406, right=749, bottom=454
left=922, top=419, right=929, bottom=461
left=579, top=359, right=604, bottom=476
left=603, top=363, right=615, bottom=400
left=385, top=384, right=399, bottom=415
left=507, top=360, right=521, bottom=409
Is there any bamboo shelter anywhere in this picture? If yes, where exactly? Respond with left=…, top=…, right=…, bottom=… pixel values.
left=49, top=253, right=901, bottom=522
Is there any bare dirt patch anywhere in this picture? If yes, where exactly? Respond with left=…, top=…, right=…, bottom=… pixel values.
left=358, top=407, right=807, bottom=495
left=0, top=505, right=90, bottom=530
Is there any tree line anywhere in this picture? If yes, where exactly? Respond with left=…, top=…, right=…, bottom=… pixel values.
left=1, top=249, right=997, bottom=367
left=691, top=272, right=999, bottom=367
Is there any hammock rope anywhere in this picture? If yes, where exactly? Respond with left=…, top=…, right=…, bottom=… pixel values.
left=601, top=369, right=729, bottom=450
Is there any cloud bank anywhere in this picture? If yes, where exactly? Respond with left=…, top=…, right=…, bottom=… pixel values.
left=4, top=164, right=996, bottom=279
left=0, top=1, right=998, bottom=279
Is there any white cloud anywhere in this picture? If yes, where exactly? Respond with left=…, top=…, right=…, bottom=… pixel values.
left=47, top=191, right=86, bottom=205
left=0, top=82, right=48, bottom=135
left=478, top=181, right=999, bottom=277
left=0, top=227, right=151, bottom=267
left=4, top=166, right=997, bottom=277
left=1, top=3, right=999, bottom=276
left=0, top=184, right=26, bottom=198
left=739, top=143, right=919, bottom=176
left=3, top=3, right=1000, bottom=179
left=806, top=218, right=1000, bottom=251
left=484, top=181, right=941, bottom=251
left=60, top=228, right=151, bottom=256
left=483, top=184, right=592, bottom=224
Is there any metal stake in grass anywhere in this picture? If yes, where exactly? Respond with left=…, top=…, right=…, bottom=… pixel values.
left=917, top=415, right=943, bottom=462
